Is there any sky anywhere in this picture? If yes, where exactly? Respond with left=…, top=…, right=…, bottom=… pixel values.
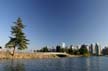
left=0, top=0, right=108, bottom=50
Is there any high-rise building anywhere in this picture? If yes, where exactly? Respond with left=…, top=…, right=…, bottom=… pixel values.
left=89, top=43, right=96, bottom=55
left=86, top=45, right=90, bottom=52
left=89, top=43, right=102, bottom=56
left=89, top=44, right=94, bottom=55
left=61, top=42, right=66, bottom=48
left=95, top=43, right=101, bottom=56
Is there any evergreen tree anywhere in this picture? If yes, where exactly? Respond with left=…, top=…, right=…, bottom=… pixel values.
left=5, top=18, right=29, bottom=56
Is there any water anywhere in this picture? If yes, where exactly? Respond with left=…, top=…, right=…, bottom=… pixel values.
left=0, top=56, right=108, bottom=71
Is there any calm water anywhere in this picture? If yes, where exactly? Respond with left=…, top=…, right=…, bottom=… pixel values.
left=0, top=56, right=108, bottom=71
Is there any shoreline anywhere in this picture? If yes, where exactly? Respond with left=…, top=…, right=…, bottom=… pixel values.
left=0, top=52, right=82, bottom=59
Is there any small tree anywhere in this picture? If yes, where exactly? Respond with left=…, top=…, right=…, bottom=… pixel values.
left=5, top=18, right=29, bottom=56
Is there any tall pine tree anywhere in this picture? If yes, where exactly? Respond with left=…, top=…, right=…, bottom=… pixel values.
left=5, top=18, right=29, bottom=56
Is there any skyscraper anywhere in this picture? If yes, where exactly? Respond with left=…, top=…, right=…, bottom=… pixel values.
left=95, top=43, right=101, bottom=56
left=61, top=42, right=66, bottom=48
left=89, top=44, right=94, bottom=55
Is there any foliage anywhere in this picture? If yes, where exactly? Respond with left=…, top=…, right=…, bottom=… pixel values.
left=79, top=44, right=89, bottom=55
left=41, top=46, right=49, bottom=52
left=73, top=50, right=80, bottom=55
left=67, top=45, right=74, bottom=55
left=5, top=18, right=29, bottom=56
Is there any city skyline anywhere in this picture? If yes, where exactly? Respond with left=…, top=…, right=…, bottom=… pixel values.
left=1, top=0, right=108, bottom=50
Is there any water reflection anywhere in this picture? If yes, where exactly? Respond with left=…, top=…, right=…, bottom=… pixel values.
left=1, top=57, right=108, bottom=71
left=3, top=59, right=25, bottom=71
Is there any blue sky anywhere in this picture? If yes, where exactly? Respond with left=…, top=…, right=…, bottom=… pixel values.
left=0, top=0, right=108, bottom=49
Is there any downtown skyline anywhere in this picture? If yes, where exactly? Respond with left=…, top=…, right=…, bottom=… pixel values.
left=0, top=0, right=108, bottom=50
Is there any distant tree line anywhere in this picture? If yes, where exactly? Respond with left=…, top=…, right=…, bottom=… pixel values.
left=35, top=44, right=89, bottom=56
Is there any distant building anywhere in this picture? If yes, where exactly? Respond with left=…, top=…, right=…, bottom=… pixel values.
left=71, top=45, right=80, bottom=50
left=61, top=42, right=66, bottom=48
left=86, top=45, right=90, bottom=52
left=80, top=44, right=89, bottom=51
left=89, top=43, right=96, bottom=55
left=49, top=47, right=56, bottom=52
left=95, top=43, right=102, bottom=56
left=102, top=47, right=108, bottom=55
left=89, top=44, right=94, bottom=55
left=89, top=43, right=102, bottom=55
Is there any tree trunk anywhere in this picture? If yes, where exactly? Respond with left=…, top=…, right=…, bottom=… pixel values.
left=12, top=46, right=16, bottom=56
